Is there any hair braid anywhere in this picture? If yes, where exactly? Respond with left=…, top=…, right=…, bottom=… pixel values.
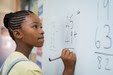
left=3, top=10, right=33, bottom=40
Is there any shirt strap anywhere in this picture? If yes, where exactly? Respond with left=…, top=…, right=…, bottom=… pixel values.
left=0, top=63, right=5, bottom=75
left=1, top=57, right=28, bottom=75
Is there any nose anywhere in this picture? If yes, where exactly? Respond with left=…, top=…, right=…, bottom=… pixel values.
left=40, top=28, right=44, bottom=35
left=42, top=29, right=44, bottom=35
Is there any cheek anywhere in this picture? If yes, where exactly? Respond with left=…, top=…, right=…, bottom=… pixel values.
left=23, top=31, right=37, bottom=44
left=22, top=28, right=42, bottom=46
left=28, top=33, right=38, bottom=41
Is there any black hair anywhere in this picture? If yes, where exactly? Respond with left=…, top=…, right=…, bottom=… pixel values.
left=3, top=10, right=33, bottom=40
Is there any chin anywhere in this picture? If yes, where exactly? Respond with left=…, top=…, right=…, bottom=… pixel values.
left=35, top=43, right=44, bottom=47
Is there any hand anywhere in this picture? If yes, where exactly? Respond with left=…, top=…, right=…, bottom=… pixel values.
left=61, top=48, right=76, bottom=75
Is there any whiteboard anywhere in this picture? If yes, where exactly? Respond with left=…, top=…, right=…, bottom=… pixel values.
left=42, top=0, right=113, bottom=75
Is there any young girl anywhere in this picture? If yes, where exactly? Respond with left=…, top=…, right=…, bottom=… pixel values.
left=0, top=10, right=76, bottom=75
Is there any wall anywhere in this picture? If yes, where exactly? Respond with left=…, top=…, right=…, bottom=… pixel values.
left=0, top=0, right=20, bottom=67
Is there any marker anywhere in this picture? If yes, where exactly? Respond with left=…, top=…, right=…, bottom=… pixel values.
left=49, top=56, right=61, bottom=62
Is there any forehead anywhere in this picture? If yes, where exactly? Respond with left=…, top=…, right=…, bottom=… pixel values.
left=22, top=13, right=41, bottom=25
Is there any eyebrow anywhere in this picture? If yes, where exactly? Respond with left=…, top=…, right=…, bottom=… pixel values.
left=32, top=22, right=39, bottom=24
left=32, top=22, right=42, bottom=25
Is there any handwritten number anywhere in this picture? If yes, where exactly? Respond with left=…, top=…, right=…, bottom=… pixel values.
left=103, top=0, right=109, bottom=8
left=103, top=25, right=112, bottom=49
left=97, top=56, right=102, bottom=69
left=95, top=28, right=101, bottom=49
left=105, top=58, right=111, bottom=71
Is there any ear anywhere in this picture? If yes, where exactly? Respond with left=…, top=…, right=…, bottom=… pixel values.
left=13, top=29, right=23, bottom=39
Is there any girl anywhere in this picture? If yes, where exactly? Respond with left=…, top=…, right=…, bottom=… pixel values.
left=0, top=10, right=76, bottom=75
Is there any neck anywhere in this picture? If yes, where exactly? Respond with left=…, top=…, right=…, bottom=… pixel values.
left=15, top=43, right=33, bottom=58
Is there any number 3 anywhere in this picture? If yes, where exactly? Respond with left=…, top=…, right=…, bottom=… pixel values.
left=103, top=24, right=112, bottom=49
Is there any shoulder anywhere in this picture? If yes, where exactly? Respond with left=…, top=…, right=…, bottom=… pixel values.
left=10, top=60, right=43, bottom=75
left=16, top=60, right=42, bottom=71
left=3, top=52, right=42, bottom=75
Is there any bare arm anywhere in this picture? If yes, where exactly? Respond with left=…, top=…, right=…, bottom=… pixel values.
left=61, top=48, right=76, bottom=75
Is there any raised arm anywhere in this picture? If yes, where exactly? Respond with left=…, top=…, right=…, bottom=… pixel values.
left=61, top=48, right=76, bottom=75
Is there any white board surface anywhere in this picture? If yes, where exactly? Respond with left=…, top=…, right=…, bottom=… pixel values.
left=42, top=0, right=113, bottom=75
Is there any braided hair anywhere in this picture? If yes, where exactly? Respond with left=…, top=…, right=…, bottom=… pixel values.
left=3, top=10, right=33, bottom=40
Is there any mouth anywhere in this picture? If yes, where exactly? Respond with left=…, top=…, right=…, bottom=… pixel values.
left=36, top=36, right=44, bottom=47
left=38, top=36, right=44, bottom=39
left=38, top=36, right=44, bottom=41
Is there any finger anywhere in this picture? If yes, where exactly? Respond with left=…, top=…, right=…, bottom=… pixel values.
left=61, top=49, right=66, bottom=58
left=73, top=52, right=76, bottom=58
left=72, top=52, right=76, bottom=61
left=69, top=51, right=73, bottom=58
left=65, top=49, right=70, bottom=56
left=62, top=48, right=69, bottom=54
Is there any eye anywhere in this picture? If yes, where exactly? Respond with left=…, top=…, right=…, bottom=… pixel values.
left=33, top=25, right=38, bottom=29
left=40, top=26, right=43, bottom=28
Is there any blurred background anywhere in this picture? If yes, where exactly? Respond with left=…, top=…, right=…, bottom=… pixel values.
left=0, top=0, right=43, bottom=68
